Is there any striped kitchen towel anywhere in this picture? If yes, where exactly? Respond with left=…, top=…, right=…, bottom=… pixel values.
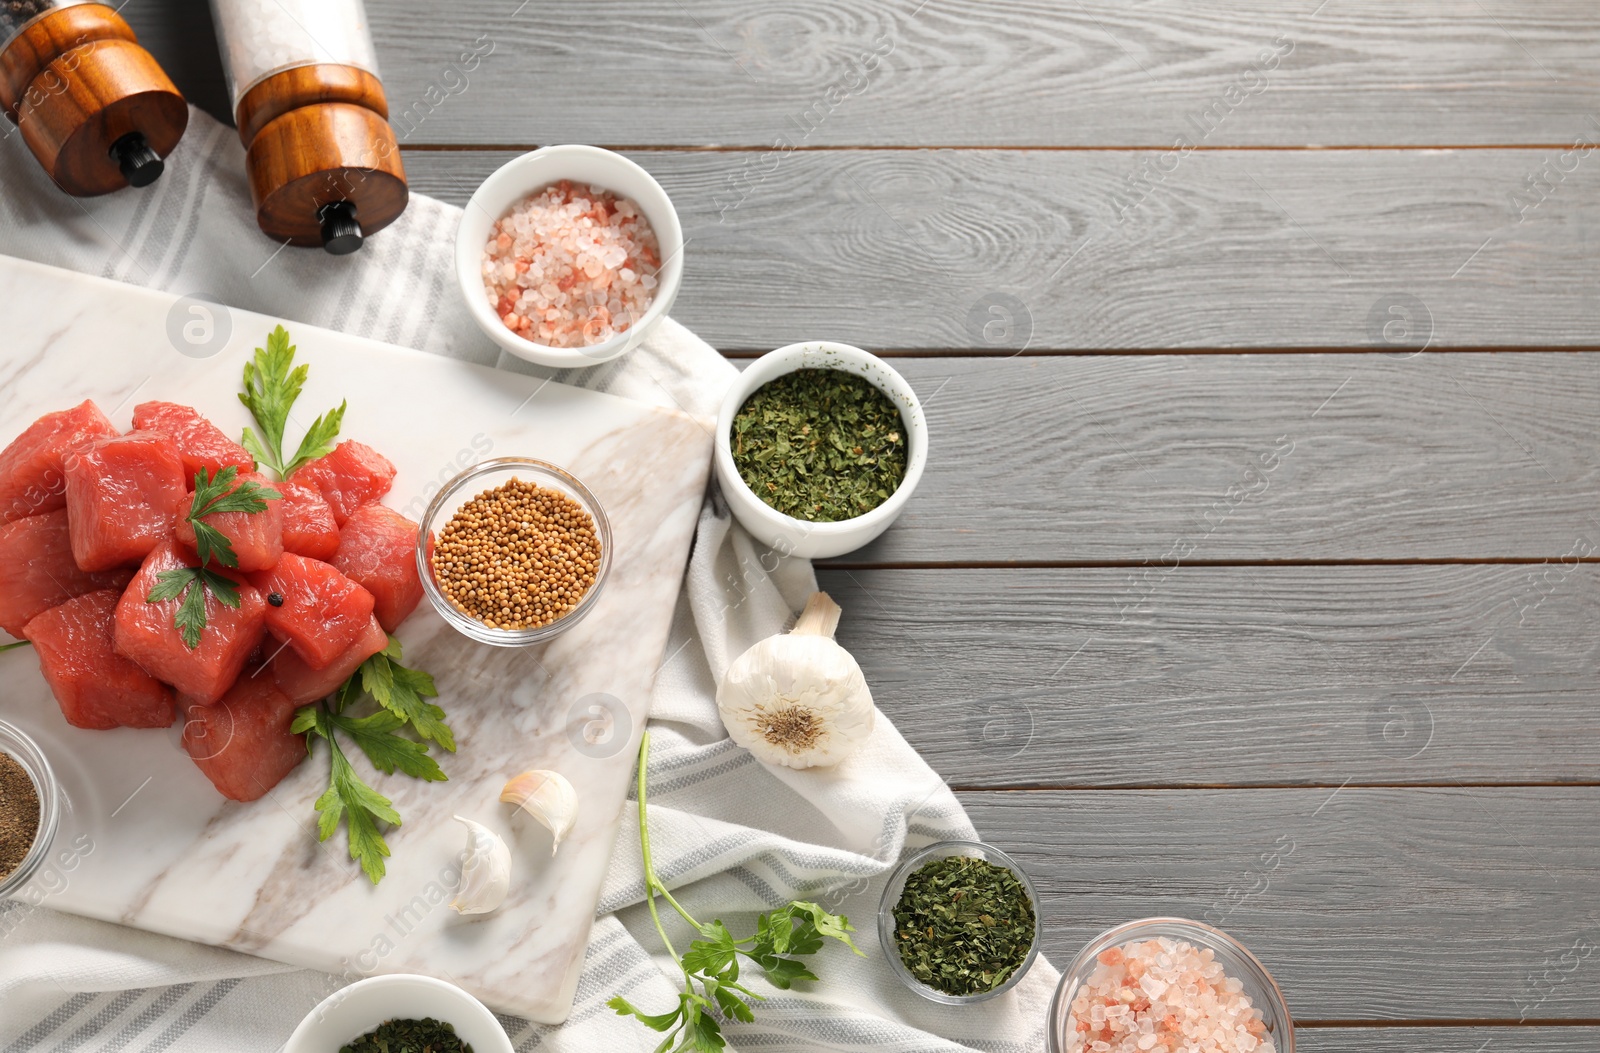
left=0, top=108, right=1058, bottom=1053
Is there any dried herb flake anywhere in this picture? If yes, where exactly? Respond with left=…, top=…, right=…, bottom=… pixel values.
left=730, top=368, right=907, bottom=522
left=892, top=854, right=1036, bottom=996
left=339, top=1016, right=472, bottom=1053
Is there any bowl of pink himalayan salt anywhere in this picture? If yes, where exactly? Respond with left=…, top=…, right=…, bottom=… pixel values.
left=456, top=145, right=683, bottom=368
left=1047, top=918, right=1293, bottom=1053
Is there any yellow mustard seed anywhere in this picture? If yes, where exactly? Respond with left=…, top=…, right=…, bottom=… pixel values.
left=432, top=477, right=601, bottom=630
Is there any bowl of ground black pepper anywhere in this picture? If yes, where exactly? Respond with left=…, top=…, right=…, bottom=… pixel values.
left=0, top=717, right=60, bottom=899
left=417, top=458, right=612, bottom=647
left=714, top=342, right=928, bottom=560
left=878, top=839, right=1042, bottom=1004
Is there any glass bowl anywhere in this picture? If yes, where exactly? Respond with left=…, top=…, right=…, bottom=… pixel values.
left=415, top=458, right=612, bottom=648
left=0, top=717, right=61, bottom=899
left=1046, top=918, right=1294, bottom=1053
left=877, top=839, right=1042, bottom=1004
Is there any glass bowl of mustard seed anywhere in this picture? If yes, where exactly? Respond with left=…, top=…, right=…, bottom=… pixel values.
left=0, top=717, right=61, bottom=899
left=878, top=839, right=1042, bottom=1005
left=714, top=342, right=928, bottom=560
left=416, top=458, right=612, bottom=647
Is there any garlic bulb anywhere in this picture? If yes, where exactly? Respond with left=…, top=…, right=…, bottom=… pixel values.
left=500, top=769, right=579, bottom=855
left=449, top=816, right=511, bottom=915
left=716, top=592, right=875, bottom=769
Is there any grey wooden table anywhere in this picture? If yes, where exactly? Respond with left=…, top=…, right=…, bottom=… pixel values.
left=131, top=2, right=1600, bottom=1048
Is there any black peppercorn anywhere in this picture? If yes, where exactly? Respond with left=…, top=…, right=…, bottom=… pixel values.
left=1, top=1, right=55, bottom=42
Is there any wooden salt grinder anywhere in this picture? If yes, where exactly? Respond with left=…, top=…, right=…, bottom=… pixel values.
left=233, top=64, right=408, bottom=254
left=0, top=4, right=187, bottom=195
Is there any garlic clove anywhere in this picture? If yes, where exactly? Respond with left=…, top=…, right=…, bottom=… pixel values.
left=449, top=815, right=511, bottom=915
left=500, top=769, right=579, bottom=855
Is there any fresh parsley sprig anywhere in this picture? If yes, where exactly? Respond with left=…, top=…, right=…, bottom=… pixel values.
left=187, top=466, right=281, bottom=568
left=292, top=636, right=452, bottom=884
left=238, top=325, right=346, bottom=478
left=144, top=467, right=281, bottom=650
left=358, top=637, right=454, bottom=751
left=0, top=640, right=33, bottom=654
left=610, top=732, right=863, bottom=1050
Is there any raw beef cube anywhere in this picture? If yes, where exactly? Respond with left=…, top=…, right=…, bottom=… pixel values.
left=273, top=615, right=388, bottom=704
left=332, top=504, right=423, bottom=632
left=278, top=479, right=341, bottom=560
left=252, top=553, right=375, bottom=669
left=0, top=510, right=133, bottom=638
left=64, top=433, right=187, bottom=571
left=113, top=542, right=267, bottom=704
left=180, top=675, right=306, bottom=802
left=0, top=400, right=118, bottom=524
left=289, top=441, right=396, bottom=524
left=131, top=401, right=254, bottom=479
left=23, top=589, right=174, bottom=729
left=173, top=470, right=284, bottom=572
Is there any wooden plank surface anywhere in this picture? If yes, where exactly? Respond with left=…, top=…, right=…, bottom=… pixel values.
left=359, top=1, right=1600, bottom=148
left=403, top=148, right=1600, bottom=351
left=959, top=787, right=1600, bottom=1020
left=1303, top=1030, right=1600, bottom=1053
left=822, top=354, right=1596, bottom=564
left=822, top=565, right=1600, bottom=787
left=93, top=0, right=1600, bottom=1042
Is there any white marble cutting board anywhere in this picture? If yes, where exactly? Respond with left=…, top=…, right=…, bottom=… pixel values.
left=0, top=255, right=713, bottom=1023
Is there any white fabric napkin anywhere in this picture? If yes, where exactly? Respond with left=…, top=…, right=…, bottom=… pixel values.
left=0, top=109, right=1057, bottom=1052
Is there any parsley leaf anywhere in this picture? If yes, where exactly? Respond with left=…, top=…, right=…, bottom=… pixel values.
left=769, top=901, right=860, bottom=955
left=681, top=920, right=740, bottom=980
left=285, top=400, right=346, bottom=477
left=146, top=567, right=199, bottom=604
left=608, top=995, right=687, bottom=1033
left=147, top=566, right=241, bottom=650
left=361, top=636, right=453, bottom=751
left=239, top=326, right=304, bottom=476
left=327, top=709, right=447, bottom=782
left=610, top=993, right=725, bottom=1053
left=706, top=980, right=756, bottom=1025
left=185, top=466, right=281, bottom=569
left=299, top=705, right=404, bottom=884
left=238, top=325, right=343, bottom=478
left=682, top=1002, right=725, bottom=1052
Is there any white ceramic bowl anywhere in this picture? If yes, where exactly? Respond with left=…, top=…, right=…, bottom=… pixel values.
left=714, top=341, right=927, bottom=560
left=285, top=974, right=513, bottom=1053
left=455, top=144, right=684, bottom=368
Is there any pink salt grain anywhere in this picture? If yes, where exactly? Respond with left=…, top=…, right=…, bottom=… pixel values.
left=482, top=180, right=661, bottom=349
left=1066, top=938, right=1277, bottom=1053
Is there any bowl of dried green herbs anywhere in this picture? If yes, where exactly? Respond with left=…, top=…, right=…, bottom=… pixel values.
left=714, top=341, right=928, bottom=559
left=285, top=973, right=513, bottom=1053
left=878, top=839, right=1042, bottom=1004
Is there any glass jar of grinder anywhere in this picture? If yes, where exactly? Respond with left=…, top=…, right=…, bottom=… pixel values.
left=209, top=0, right=407, bottom=254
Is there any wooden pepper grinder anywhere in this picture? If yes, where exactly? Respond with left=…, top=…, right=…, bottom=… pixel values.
left=209, top=0, right=406, bottom=255
left=0, top=1, right=188, bottom=195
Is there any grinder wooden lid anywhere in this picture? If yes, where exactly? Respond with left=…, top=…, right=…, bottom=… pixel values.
left=0, top=3, right=186, bottom=196
left=235, top=63, right=408, bottom=253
